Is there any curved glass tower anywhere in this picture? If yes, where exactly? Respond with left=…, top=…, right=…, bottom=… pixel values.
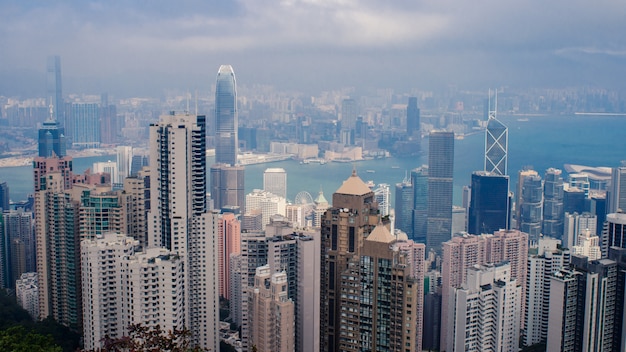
left=215, top=65, right=238, bottom=166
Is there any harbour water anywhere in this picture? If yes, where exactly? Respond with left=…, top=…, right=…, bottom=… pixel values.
left=1, top=114, right=625, bottom=206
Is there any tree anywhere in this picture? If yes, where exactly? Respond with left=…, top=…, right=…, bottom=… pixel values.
left=0, top=325, right=62, bottom=352
left=85, top=323, right=210, bottom=352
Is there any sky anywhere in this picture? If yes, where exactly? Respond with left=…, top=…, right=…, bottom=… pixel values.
left=1, top=0, right=625, bottom=97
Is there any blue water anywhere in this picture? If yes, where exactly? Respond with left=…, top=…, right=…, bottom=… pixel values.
left=1, top=114, right=625, bottom=206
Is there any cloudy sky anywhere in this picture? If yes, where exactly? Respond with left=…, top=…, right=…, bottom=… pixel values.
left=1, top=0, right=625, bottom=97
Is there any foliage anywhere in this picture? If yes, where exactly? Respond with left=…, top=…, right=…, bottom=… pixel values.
left=85, top=323, right=210, bottom=352
left=0, top=325, right=62, bottom=352
left=220, top=341, right=237, bottom=352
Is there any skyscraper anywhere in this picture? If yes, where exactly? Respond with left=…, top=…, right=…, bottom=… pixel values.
left=602, top=212, right=626, bottom=258
left=46, top=56, right=64, bottom=124
left=340, top=98, right=357, bottom=145
left=0, top=182, right=8, bottom=211
left=467, top=171, right=510, bottom=235
left=406, top=96, right=420, bottom=137
left=520, top=173, right=543, bottom=242
left=147, top=112, right=219, bottom=350
left=395, top=177, right=414, bottom=237
left=263, top=168, right=287, bottom=199
left=427, top=131, right=454, bottom=253
left=210, top=164, right=245, bottom=212
left=609, top=166, right=626, bottom=214
left=484, top=114, right=508, bottom=176
left=543, top=168, right=564, bottom=239
left=71, top=103, right=101, bottom=148
left=38, top=118, right=66, bottom=158
left=215, top=65, right=238, bottom=166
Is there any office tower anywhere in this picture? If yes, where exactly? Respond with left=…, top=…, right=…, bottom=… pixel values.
left=516, top=169, right=539, bottom=226
left=543, top=168, right=564, bottom=238
left=467, top=171, right=510, bottom=235
left=569, top=173, right=590, bottom=197
left=563, top=186, right=586, bottom=214
left=373, top=183, right=391, bottom=217
left=116, top=146, right=133, bottom=186
left=524, top=237, right=570, bottom=346
left=313, top=190, right=330, bottom=228
left=81, top=234, right=185, bottom=351
left=452, top=205, right=467, bottom=235
left=427, top=131, right=454, bottom=253
left=219, top=212, right=240, bottom=300
left=210, top=164, right=245, bottom=212
left=589, top=193, right=607, bottom=239
left=46, top=56, right=64, bottom=124
left=519, top=173, right=543, bottom=242
left=249, top=266, right=295, bottom=352
left=547, top=256, right=618, bottom=351
left=320, top=170, right=380, bottom=352
left=602, top=212, right=626, bottom=258
left=0, top=182, right=8, bottom=211
left=99, top=94, right=118, bottom=145
left=38, top=118, right=66, bottom=158
left=395, top=177, right=414, bottom=237
left=406, top=96, right=420, bottom=137
left=245, top=189, right=286, bottom=229
left=563, top=212, right=597, bottom=249
left=609, top=166, right=626, bottom=214
left=16, top=272, right=39, bottom=319
left=71, top=103, right=100, bottom=148
left=130, top=154, right=149, bottom=177
left=447, top=262, right=521, bottom=352
left=340, top=98, right=357, bottom=145
left=147, top=112, right=219, bottom=351
left=215, top=65, right=238, bottom=166
left=3, top=209, right=35, bottom=282
left=263, top=167, right=287, bottom=199
left=35, top=171, right=81, bottom=330
left=484, top=112, right=508, bottom=176
left=412, top=166, right=429, bottom=243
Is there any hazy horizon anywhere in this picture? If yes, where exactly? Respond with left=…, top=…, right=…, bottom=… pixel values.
left=1, top=1, right=625, bottom=98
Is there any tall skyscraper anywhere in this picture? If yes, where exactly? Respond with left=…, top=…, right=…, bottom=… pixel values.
left=547, top=256, right=618, bottom=351
left=35, top=171, right=81, bottom=330
left=467, top=171, right=510, bottom=235
left=406, top=96, right=420, bottom=137
left=395, top=177, right=414, bottom=237
left=263, top=168, right=287, bottom=199
left=427, top=131, right=454, bottom=253
left=320, top=170, right=379, bottom=352
left=147, top=112, right=219, bottom=350
left=524, top=237, right=570, bottom=346
left=516, top=168, right=539, bottom=227
left=38, top=118, right=66, bottom=158
left=543, top=168, right=564, bottom=239
left=2, top=209, right=35, bottom=286
left=563, top=212, right=597, bottom=250
left=219, top=212, right=240, bottom=300
left=115, top=146, right=133, bottom=186
left=0, top=182, right=8, bottom=211
left=215, top=65, right=238, bottom=166
left=340, top=98, right=357, bottom=144
left=602, top=212, right=626, bottom=258
left=249, top=266, right=295, bottom=352
left=46, top=56, right=64, bottom=124
left=520, top=173, right=543, bottom=242
left=609, top=166, right=626, bottom=214
left=71, top=103, right=101, bottom=148
left=412, top=166, right=429, bottom=243
left=210, top=164, right=245, bottom=212
left=484, top=111, right=508, bottom=176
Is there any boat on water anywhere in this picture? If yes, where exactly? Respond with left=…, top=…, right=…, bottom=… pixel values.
left=366, top=170, right=375, bottom=173
left=517, top=118, right=529, bottom=122
left=391, top=166, right=400, bottom=169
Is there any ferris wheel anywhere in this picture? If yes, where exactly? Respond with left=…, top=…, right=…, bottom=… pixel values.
left=294, top=191, right=315, bottom=216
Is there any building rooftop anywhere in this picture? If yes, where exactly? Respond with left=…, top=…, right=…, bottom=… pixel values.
left=335, top=169, right=372, bottom=196
left=367, top=222, right=395, bottom=244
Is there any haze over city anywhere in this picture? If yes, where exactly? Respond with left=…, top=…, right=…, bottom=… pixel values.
left=2, top=0, right=626, bottom=97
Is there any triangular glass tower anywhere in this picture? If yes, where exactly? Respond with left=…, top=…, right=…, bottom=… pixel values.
left=484, top=90, right=508, bottom=175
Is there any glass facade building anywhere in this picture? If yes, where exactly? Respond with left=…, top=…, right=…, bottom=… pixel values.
left=215, top=65, right=238, bottom=166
